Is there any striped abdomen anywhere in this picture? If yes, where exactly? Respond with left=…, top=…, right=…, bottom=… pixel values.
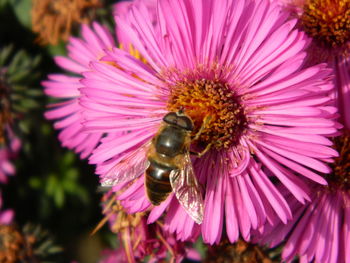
left=145, top=159, right=177, bottom=205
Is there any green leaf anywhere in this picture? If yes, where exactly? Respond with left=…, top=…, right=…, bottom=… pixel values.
left=9, top=0, right=32, bottom=29
left=62, top=152, right=75, bottom=167
left=8, top=66, right=33, bottom=82
left=0, top=45, right=13, bottom=65
left=65, top=168, right=78, bottom=181
left=54, top=186, right=65, bottom=208
left=74, top=187, right=89, bottom=204
left=0, top=0, right=9, bottom=9
left=29, top=177, right=42, bottom=188
left=18, top=120, right=30, bottom=133
left=45, top=174, right=57, bottom=195
left=194, top=237, right=207, bottom=259
left=46, top=41, right=67, bottom=56
left=7, top=49, right=25, bottom=74
left=18, top=97, right=40, bottom=109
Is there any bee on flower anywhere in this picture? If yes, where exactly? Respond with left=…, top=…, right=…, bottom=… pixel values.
left=44, top=0, right=340, bottom=245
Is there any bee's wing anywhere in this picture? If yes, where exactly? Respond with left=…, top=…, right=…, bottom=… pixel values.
left=101, top=141, right=152, bottom=187
left=169, top=152, right=204, bottom=224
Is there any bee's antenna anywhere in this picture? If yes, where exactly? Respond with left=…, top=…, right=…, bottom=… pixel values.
left=179, top=106, right=185, bottom=114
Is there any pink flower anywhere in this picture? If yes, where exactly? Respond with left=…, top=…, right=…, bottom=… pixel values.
left=333, top=56, right=350, bottom=130
left=257, top=185, right=350, bottom=263
left=0, top=130, right=20, bottom=184
left=42, top=22, right=116, bottom=158
left=255, top=5, right=350, bottom=260
left=277, top=0, right=350, bottom=129
left=81, top=0, right=338, bottom=244
left=0, top=191, right=14, bottom=225
left=255, top=131, right=350, bottom=263
left=113, top=0, right=157, bottom=31
left=255, top=5, right=350, bottom=259
left=113, top=0, right=158, bottom=56
left=99, top=248, right=129, bottom=263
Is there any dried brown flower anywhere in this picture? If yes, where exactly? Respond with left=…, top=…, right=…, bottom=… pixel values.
left=31, top=0, right=101, bottom=45
left=0, top=224, right=34, bottom=263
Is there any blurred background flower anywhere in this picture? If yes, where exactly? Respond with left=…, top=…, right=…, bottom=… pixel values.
left=253, top=2, right=350, bottom=263
left=0, top=0, right=116, bottom=261
left=278, top=0, right=350, bottom=129
left=42, top=22, right=112, bottom=159
left=0, top=223, right=62, bottom=262
left=31, top=0, right=102, bottom=45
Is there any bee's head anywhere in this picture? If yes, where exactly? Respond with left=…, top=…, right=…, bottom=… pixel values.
left=178, top=106, right=185, bottom=115
left=163, top=110, right=194, bottom=131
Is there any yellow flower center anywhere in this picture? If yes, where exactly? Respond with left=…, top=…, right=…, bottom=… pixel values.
left=301, top=0, right=350, bottom=48
left=167, top=79, right=247, bottom=150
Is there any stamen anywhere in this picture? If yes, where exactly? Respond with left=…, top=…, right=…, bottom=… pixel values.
left=168, top=79, right=247, bottom=150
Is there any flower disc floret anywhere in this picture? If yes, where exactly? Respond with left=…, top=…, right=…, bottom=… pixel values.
left=168, top=78, right=247, bottom=150
left=301, top=0, right=350, bottom=48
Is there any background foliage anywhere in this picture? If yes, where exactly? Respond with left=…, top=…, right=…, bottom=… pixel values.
left=0, top=1, right=115, bottom=261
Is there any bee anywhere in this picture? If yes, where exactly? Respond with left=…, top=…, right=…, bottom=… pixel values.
left=101, top=109, right=211, bottom=224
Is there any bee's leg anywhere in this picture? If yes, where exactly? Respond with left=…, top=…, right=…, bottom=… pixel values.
left=190, top=143, right=212, bottom=157
left=192, top=115, right=212, bottom=141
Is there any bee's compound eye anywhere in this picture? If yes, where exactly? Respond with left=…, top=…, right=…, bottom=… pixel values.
left=177, top=116, right=194, bottom=131
left=163, top=112, right=193, bottom=131
left=163, top=112, right=178, bottom=125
